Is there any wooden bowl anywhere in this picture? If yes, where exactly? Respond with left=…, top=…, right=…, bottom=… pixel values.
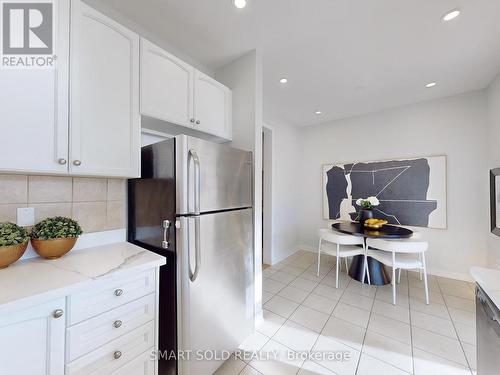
left=0, top=241, right=28, bottom=269
left=31, top=237, right=78, bottom=260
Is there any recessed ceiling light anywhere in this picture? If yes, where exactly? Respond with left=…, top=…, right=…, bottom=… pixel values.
left=233, top=0, right=247, bottom=9
left=279, top=78, right=288, bottom=84
left=425, top=82, right=437, bottom=88
left=315, top=111, right=322, bottom=115
left=442, top=9, right=460, bottom=22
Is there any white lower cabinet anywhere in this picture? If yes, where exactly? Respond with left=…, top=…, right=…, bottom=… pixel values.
left=0, top=298, right=66, bottom=375
left=0, top=269, right=159, bottom=375
left=66, top=321, right=155, bottom=375
left=111, top=349, right=155, bottom=375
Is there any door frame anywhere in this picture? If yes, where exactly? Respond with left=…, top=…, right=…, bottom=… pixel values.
left=262, top=125, right=274, bottom=266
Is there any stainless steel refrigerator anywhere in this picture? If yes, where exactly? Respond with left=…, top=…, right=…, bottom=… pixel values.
left=128, top=135, right=254, bottom=375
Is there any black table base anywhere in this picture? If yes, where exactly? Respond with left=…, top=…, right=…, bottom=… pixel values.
left=348, top=255, right=390, bottom=286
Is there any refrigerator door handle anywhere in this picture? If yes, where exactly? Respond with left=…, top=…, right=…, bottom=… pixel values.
left=189, top=216, right=201, bottom=282
left=188, top=149, right=201, bottom=215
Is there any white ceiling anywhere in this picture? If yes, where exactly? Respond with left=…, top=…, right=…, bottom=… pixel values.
left=97, top=0, right=500, bottom=126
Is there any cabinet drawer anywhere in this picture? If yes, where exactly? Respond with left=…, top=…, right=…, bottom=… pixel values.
left=67, top=293, right=155, bottom=362
left=110, top=349, right=155, bottom=375
left=66, top=321, right=155, bottom=375
left=68, top=270, right=155, bottom=325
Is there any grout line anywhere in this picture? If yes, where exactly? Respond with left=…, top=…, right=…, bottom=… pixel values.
left=353, top=277, right=377, bottom=375
left=406, top=270, right=416, bottom=375
left=262, top=254, right=477, bottom=375
left=297, top=270, right=350, bottom=374
left=436, top=279, right=475, bottom=374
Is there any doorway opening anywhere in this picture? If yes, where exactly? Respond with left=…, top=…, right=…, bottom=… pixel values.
left=262, top=126, right=273, bottom=268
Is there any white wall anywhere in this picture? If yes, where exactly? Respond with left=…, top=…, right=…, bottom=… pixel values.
left=487, top=73, right=500, bottom=268
left=215, top=50, right=264, bottom=320
left=297, top=91, right=490, bottom=280
left=263, top=120, right=302, bottom=264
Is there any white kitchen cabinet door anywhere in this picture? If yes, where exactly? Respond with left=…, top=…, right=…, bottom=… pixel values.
left=0, top=298, right=66, bottom=375
left=194, top=70, right=232, bottom=140
left=110, top=350, right=155, bottom=375
left=140, top=38, right=194, bottom=127
left=0, top=0, right=69, bottom=174
left=70, top=0, right=140, bottom=177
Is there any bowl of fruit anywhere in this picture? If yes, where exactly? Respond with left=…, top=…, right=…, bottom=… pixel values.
left=363, top=218, right=388, bottom=229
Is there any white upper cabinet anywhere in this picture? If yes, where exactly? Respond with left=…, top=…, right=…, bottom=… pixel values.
left=69, top=0, right=140, bottom=177
left=0, top=0, right=69, bottom=174
left=194, top=70, right=232, bottom=139
left=140, top=38, right=232, bottom=140
left=140, top=38, right=194, bottom=127
left=0, top=298, right=66, bottom=375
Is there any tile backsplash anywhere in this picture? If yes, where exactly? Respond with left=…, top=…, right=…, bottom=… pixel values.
left=0, top=175, right=127, bottom=233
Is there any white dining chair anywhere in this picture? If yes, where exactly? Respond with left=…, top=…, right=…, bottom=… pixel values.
left=366, top=237, right=429, bottom=305
left=317, top=229, right=370, bottom=288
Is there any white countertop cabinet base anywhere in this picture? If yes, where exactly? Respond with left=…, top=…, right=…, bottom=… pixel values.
left=0, top=298, right=66, bottom=375
left=0, top=243, right=165, bottom=375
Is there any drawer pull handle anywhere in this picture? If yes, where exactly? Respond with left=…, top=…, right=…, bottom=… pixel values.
left=52, top=309, right=64, bottom=319
left=113, top=320, right=123, bottom=328
left=113, top=351, right=122, bottom=360
left=114, top=289, right=123, bottom=297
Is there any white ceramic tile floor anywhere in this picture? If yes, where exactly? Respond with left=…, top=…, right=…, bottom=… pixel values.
left=215, top=250, right=476, bottom=375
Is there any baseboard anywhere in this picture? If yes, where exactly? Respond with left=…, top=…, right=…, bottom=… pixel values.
left=254, top=308, right=263, bottom=327
left=295, top=245, right=473, bottom=282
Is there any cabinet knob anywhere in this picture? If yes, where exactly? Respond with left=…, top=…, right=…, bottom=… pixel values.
left=73, top=160, right=82, bottom=166
left=58, top=158, right=67, bottom=165
left=114, top=288, right=123, bottom=297
left=196, top=120, right=200, bottom=125
left=190, top=118, right=195, bottom=123
left=113, top=351, right=122, bottom=360
left=53, top=309, right=64, bottom=319
left=113, top=320, right=123, bottom=328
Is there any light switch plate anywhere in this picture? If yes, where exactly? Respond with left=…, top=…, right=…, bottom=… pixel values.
left=17, top=207, right=35, bottom=227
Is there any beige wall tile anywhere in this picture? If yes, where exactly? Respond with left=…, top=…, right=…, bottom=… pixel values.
left=107, top=179, right=126, bottom=201
left=0, top=204, right=26, bottom=223
left=73, top=178, right=107, bottom=202
left=32, top=203, right=72, bottom=223
left=0, top=175, right=28, bottom=204
left=72, top=202, right=106, bottom=233
left=29, top=176, right=72, bottom=203
left=106, top=200, right=126, bottom=230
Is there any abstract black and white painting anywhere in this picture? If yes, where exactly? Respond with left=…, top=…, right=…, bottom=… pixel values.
left=323, top=156, right=447, bottom=228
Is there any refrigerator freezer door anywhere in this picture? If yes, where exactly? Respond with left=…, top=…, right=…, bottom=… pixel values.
left=128, top=139, right=176, bottom=250
left=176, top=135, right=253, bottom=215
left=177, top=208, right=254, bottom=375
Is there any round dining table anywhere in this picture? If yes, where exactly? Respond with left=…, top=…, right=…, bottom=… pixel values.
left=331, top=221, right=413, bottom=286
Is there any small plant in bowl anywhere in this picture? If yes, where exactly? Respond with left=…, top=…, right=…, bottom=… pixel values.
left=30, top=217, right=83, bottom=259
left=355, top=196, right=380, bottom=225
left=0, top=222, right=30, bottom=268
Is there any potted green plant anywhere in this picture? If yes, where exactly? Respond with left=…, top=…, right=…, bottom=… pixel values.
left=30, top=217, right=83, bottom=259
left=355, top=196, right=380, bottom=225
left=0, top=222, right=29, bottom=268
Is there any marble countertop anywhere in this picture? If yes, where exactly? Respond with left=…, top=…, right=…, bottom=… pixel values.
left=0, top=242, right=165, bottom=311
left=470, top=266, right=500, bottom=309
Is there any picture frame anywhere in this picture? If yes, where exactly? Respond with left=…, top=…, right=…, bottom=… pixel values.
left=322, top=155, right=447, bottom=229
